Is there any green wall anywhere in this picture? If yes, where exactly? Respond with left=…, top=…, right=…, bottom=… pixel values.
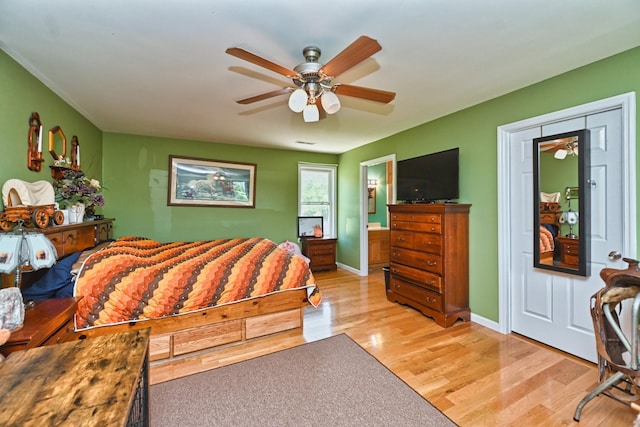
left=0, top=50, right=103, bottom=204
left=337, top=46, right=640, bottom=322
left=102, top=133, right=337, bottom=243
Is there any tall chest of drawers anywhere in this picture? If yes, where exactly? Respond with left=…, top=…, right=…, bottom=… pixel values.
left=387, top=204, right=471, bottom=327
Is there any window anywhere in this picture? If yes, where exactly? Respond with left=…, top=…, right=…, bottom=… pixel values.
left=298, top=163, right=337, bottom=238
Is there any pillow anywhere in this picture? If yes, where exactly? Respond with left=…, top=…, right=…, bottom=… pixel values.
left=278, top=240, right=310, bottom=264
left=21, top=251, right=82, bottom=302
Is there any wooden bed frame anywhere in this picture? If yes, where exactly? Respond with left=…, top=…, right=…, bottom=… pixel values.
left=69, top=288, right=310, bottom=372
left=5, top=224, right=313, bottom=376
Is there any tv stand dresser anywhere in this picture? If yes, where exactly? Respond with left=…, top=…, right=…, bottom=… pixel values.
left=387, top=204, right=470, bottom=327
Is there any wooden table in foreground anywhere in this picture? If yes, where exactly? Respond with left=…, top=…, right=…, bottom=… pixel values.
left=0, top=328, right=150, bottom=427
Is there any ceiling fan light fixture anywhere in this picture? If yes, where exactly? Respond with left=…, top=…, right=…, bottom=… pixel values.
left=321, top=91, right=341, bottom=114
left=554, top=149, right=568, bottom=160
left=303, top=104, right=319, bottom=122
left=288, top=88, right=307, bottom=113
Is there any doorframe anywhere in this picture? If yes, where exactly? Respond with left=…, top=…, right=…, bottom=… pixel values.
left=496, top=92, right=637, bottom=334
left=360, top=154, right=397, bottom=276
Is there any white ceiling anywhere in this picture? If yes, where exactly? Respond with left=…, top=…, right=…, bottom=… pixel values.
left=2, top=1, right=640, bottom=154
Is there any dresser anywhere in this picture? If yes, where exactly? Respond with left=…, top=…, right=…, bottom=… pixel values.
left=301, top=237, right=337, bottom=272
left=43, top=218, right=114, bottom=257
left=387, top=204, right=470, bottom=327
left=0, top=328, right=150, bottom=427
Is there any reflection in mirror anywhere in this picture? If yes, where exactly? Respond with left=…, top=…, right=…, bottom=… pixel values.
left=533, top=129, right=590, bottom=276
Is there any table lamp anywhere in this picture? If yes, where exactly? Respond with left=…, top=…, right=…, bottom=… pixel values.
left=0, top=221, right=57, bottom=331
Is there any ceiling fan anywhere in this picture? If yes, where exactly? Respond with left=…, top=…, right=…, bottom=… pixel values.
left=539, top=136, right=579, bottom=159
left=226, top=35, right=396, bottom=122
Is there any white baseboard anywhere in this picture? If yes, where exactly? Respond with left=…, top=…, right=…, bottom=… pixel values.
left=336, top=262, right=361, bottom=275
left=470, top=312, right=501, bottom=333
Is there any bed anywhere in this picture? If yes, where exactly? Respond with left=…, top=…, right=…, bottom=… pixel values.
left=22, top=236, right=320, bottom=371
left=539, top=201, right=561, bottom=263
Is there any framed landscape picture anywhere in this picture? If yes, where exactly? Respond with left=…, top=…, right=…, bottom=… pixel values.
left=168, top=155, right=256, bottom=208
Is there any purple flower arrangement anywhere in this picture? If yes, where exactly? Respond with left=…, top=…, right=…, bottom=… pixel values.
left=53, top=169, right=105, bottom=211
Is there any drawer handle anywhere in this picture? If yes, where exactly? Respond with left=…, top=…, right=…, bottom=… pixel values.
left=430, top=227, right=436, bottom=231
left=396, top=237, right=406, bottom=242
left=426, top=297, right=437, bottom=304
left=427, top=261, right=437, bottom=266
left=394, top=284, right=401, bottom=290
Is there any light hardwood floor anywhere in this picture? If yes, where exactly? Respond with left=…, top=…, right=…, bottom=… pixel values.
left=151, top=268, right=637, bottom=426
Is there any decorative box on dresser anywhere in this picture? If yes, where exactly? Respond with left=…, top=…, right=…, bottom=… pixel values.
left=301, top=237, right=337, bottom=272
left=387, top=204, right=471, bottom=328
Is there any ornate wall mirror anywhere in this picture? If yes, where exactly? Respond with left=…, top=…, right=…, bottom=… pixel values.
left=533, top=129, right=590, bottom=276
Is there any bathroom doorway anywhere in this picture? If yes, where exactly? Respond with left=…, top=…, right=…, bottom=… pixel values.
left=360, top=154, right=396, bottom=275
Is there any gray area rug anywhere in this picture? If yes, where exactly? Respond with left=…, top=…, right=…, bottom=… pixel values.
left=150, top=333, right=457, bottom=426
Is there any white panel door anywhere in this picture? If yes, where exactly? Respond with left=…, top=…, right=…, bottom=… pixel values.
left=510, top=108, right=623, bottom=362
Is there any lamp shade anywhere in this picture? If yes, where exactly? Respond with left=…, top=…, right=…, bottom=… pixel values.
left=566, top=211, right=579, bottom=225
left=320, top=91, right=341, bottom=114
left=303, top=104, right=320, bottom=122
left=288, top=89, right=308, bottom=113
left=25, top=233, right=58, bottom=270
left=0, top=235, right=22, bottom=274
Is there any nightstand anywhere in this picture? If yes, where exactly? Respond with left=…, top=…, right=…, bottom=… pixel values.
left=0, top=297, right=79, bottom=357
left=557, top=236, right=580, bottom=269
left=301, top=237, right=337, bottom=272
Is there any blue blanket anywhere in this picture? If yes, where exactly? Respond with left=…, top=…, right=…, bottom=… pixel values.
left=22, top=252, right=81, bottom=301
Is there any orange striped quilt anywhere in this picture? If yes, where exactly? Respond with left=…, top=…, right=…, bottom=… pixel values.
left=539, top=225, right=555, bottom=253
left=74, top=236, right=319, bottom=330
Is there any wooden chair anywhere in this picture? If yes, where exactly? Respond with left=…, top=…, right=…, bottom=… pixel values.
left=574, top=258, right=640, bottom=421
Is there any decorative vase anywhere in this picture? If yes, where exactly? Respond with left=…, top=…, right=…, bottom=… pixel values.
left=69, top=203, right=85, bottom=224
left=61, top=209, right=70, bottom=225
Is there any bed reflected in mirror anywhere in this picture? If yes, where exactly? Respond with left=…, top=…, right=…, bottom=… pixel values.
left=533, top=129, right=590, bottom=277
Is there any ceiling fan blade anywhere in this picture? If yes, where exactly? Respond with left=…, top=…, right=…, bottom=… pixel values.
left=226, top=47, right=299, bottom=78
left=321, top=36, right=382, bottom=78
left=236, top=88, right=292, bottom=104
left=539, top=142, right=561, bottom=152
left=333, top=84, right=396, bottom=104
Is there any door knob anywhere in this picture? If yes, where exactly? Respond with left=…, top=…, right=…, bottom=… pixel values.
left=608, top=251, right=622, bottom=261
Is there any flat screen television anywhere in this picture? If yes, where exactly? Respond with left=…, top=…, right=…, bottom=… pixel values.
left=396, top=148, right=459, bottom=203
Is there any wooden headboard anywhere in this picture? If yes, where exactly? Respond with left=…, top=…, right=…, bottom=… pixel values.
left=540, top=202, right=562, bottom=231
